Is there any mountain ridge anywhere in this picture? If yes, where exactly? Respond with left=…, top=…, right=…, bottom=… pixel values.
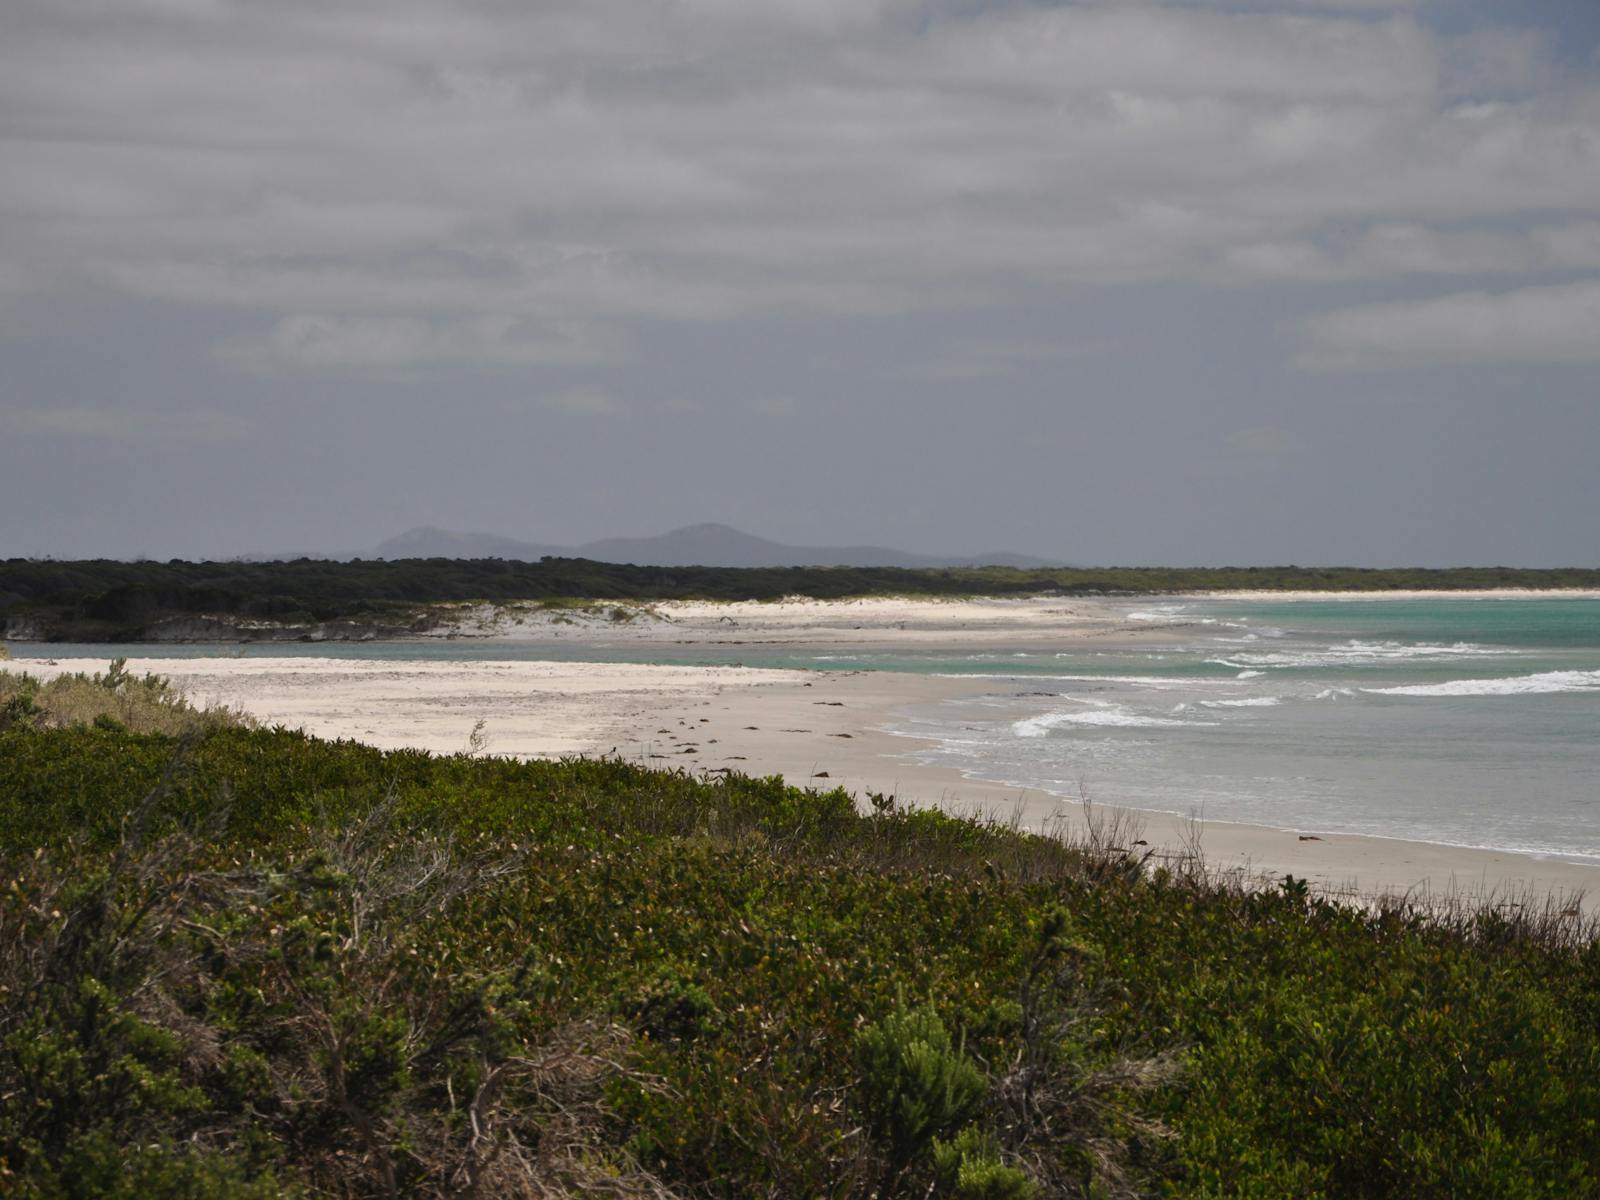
left=365, top=522, right=1061, bottom=569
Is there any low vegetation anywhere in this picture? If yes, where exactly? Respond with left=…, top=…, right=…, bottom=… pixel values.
left=0, top=659, right=248, bottom=737
left=3, top=556, right=1597, bottom=641
left=2, top=677, right=1598, bottom=1197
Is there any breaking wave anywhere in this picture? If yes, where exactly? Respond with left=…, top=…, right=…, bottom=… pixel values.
left=1207, top=640, right=1516, bottom=670
left=1012, top=701, right=1215, bottom=736
left=1363, top=669, right=1600, bottom=698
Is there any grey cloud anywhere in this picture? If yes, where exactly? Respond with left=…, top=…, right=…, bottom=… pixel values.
left=1442, top=28, right=1557, bottom=98
left=894, top=336, right=1112, bottom=380
left=1157, top=0, right=1421, bottom=8
left=1, top=405, right=251, bottom=442
left=1224, top=221, right=1600, bottom=282
left=1, top=0, right=1597, bottom=371
left=877, top=6, right=1441, bottom=100
left=1298, top=278, right=1600, bottom=368
left=214, top=314, right=615, bottom=373
left=1223, top=426, right=1302, bottom=456
left=539, top=387, right=621, bottom=417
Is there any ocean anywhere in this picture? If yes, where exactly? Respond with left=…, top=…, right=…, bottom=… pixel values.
left=879, top=598, right=1600, bottom=864
left=15, top=597, right=1598, bottom=864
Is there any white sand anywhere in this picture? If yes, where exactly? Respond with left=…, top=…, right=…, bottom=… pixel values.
left=17, top=656, right=808, bottom=758
left=416, top=594, right=1202, bottom=645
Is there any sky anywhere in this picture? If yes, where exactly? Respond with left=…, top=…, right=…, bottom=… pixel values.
left=2, top=0, right=1598, bottom=566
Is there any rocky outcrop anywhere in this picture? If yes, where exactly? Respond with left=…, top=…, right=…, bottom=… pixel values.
left=2, top=616, right=46, bottom=641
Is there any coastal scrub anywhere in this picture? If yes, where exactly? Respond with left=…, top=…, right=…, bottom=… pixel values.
left=1, top=723, right=1597, bottom=1197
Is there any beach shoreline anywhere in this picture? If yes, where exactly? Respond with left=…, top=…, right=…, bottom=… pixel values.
left=1182, top=588, right=1600, bottom=602
left=13, top=641, right=1599, bottom=909
left=7, top=587, right=1596, bottom=648
left=410, top=593, right=1203, bottom=646
left=414, top=588, right=1600, bottom=640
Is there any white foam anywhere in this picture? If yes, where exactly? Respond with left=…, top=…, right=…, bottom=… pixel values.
left=1126, top=606, right=1188, bottom=621
left=1201, top=696, right=1282, bottom=708
left=1206, top=640, right=1516, bottom=670
left=1012, top=700, right=1215, bottom=736
left=1212, top=626, right=1287, bottom=645
left=1363, top=669, right=1600, bottom=698
left=937, top=673, right=1198, bottom=688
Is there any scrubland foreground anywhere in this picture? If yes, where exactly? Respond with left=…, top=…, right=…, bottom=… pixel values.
left=2, top=665, right=1599, bottom=1198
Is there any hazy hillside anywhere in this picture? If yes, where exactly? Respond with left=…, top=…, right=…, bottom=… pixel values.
left=368, top=526, right=567, bottom=561
left=370, top=522, right=1060, bottom=568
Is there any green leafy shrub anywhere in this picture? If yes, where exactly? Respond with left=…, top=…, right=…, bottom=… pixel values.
left=626, top=967, right=720, bottom=1042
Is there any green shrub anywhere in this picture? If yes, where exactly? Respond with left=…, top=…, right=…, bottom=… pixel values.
left=856, top=999, right=987, bottom=1188
left=626, top=967, right=720, bottom=1042
left=1, top=724, right=1598, bottom=1197
left=932, top=1125, right=1036, bottom=1200
left=0, top=686, right=40, bottom=731
left=20, top=1131, right=287, bottom=1200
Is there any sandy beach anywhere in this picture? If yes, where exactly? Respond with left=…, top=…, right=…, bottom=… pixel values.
left=412, top=594, right=1206, bottom=646
left=14, top=591, right=1598, bottom=908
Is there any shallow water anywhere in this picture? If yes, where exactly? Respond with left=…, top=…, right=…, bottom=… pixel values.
left=886, top=599, right=1600, bottom=864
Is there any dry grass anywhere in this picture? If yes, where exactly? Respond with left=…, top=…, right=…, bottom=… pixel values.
left=0, top=658, right=249, bottom=736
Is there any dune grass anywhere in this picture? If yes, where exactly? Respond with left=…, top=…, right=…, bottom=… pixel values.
left=0, top=658, right=249, bottom=737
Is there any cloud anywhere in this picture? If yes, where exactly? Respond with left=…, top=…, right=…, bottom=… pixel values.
left=540, top=387, right=620, bottom=416
left=1, top=0, right=1597, bottom=369
left=1170, top=1, right=1421, bottom=8
left=1224, top=221, right=1600, bottom=282
left=745, top=395, right=797, bottom=417
left=1298, top=278, right=1600, bottom=368
left=1442, top=28, right=1555, bottom=98
left=1224, top=426, right=1301, bottom=456
left=1, top=405, right=250, bottom=441
left=215, top=314, right=614, bottom=373
left=896, top=336, right=1111, bottom=381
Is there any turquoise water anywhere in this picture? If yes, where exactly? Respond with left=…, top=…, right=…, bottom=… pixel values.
left=887, top=599, right=1600, bottom=864
left=14, top=597, right=1599, bottom=862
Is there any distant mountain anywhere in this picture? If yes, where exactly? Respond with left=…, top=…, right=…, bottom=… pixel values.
left=365, top=522, right=1061, bottom=569
left=367, top=527, right=567, bottom=561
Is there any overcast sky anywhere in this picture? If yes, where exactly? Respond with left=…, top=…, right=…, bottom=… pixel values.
left=3, top=0, right=1598, bottom=565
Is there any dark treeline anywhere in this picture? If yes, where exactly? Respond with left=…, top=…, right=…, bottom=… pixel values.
left=3, top=556, right=1598, bottom=641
